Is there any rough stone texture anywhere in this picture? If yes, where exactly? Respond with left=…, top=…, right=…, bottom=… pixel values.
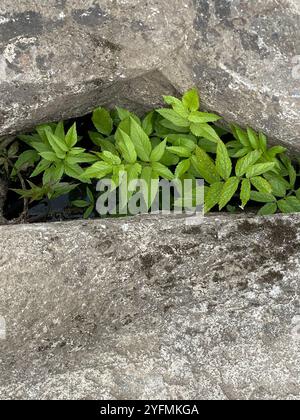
left=0, top=0, right=299, bottom=150
left=0, top=213, right=300, bottom=400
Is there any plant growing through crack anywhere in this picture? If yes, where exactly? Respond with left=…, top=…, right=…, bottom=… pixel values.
left=1, top=88, right=300, bottom=222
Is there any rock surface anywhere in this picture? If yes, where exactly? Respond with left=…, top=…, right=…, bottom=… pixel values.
left=0, top=213, right=299, bottom=400
left=0, top=0, right=299, bottom=150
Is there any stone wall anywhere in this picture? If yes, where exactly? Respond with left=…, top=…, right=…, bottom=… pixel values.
left=0, top=0, right=299, bottom=150
left=0, top=214, right=299, bottom=399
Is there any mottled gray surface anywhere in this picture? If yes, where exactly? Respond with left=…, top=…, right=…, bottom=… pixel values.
left=0, top=0, right=299, bottom=150
left=0, top=213, right=300, bottom=400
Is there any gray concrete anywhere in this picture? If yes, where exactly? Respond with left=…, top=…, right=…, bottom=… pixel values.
left=0, top=0, right=299, bottom=151
left=0, top=213, right=299, bottom=400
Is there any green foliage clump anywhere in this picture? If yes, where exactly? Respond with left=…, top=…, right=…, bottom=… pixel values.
left=1, top=88, right=300, bottom=220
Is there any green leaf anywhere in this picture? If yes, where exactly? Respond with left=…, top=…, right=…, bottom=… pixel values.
left=31, top=142, right=52, bottom=154
left=83, top=206, right=94, bottom=219
left=288, top=164, right=297, bottom=188
left=30, top=159, right=51, bottom=178
left=12, top=183, right=47, bottom=202
left=268, top=146, right=287, bottom=157
left=250, top=176, right=272, bottom=194
left=127, top=163, right=142, bottom=186
left=190, top=123, right=220, bottom=143
left=89, top=131, right=104, bottom=146
left=87, top=187, right=94, bottom=204
left=116, top=107, right=141, bottom=125
left=130, top=117, right=152, bottom=162
left=52, top=162, right=64, bottom=183
left=280, top=155, right=296, bottom=187
left=140, top=166, right=159, bottom=209
left=235, top=150, right=262, bottom=177
left=219, top=177, right=240, bottom=210
left=67, top=153, right=97, bottom=164
left=116, top=129, right=137, bottom=164
left=163, top=95, right=182, bottom=107
left=42, top=165, right=60, bottom=188
left=163, top=96, right=190, bottom=118
left=39, top=151, right=58, bottom=162
left=64, top=162, right=84, bottom=181
left=263, top=173, right=289, bottom=198
left=99, top=139, right=119, bottom=156
left=166, top=133, right=197, bottom=143
left=258, top=202, right=278, bottom=216
left=284, top=197, right=300, bottom=212
left=175, top=159, right=191, bottom=179
left=263, top=153, right=281, bottom=169
left=51, top=183, right=78, bottom=199
left=65, top=123, right=78, bottom=148
left=111, top=165, right=126, bottom=188
left=188, top=111, right=221, bottom=124
left=142, top=111, right=154, bottom=136
left=8, top=142, right=19, bottom=158
left=247, top=127, right=259, bottom=149
left=36, top=125, right=52, bottom=143
left=48, top=132, right=69, bottom=153
left=204, top=182, right=224, bottom=213
left=13, top=150, right=39, bottom=174
left=198, top=138, right=217, bottom=154
left=41, top=168, right=51, bottom=185
left=232, top=147, right=251, bottom=158
left=46, top=132, right=68, bottom=158
left=216, top=140, right=232, bottom=180
left=258, top=132, right=267, bottom=152
left=250, top=191, right=276, bottom=203
left=18, top=134, right=40, bottom=146
left=55, top=121, right=65, bottom=140
left=232, top=125, right=250, bottom=147
left=89, top=132, right=118, bottom=155
left=73, top=200, right=90, bottom=208
left=156, top=109, right=190, bottom=128
left=92, top=108, right=113, bottom=136
left=99, top=151, right=121, bottom=165
left=246, top=162, right=276, bottom=178
left=150, top=139, right=166, bottom=162
left=240, top=179, right=251, bottom=209
left=160, top=151, right=180, bottom=167
left=158, top=119, right=190, bottom=134
left=166, top=146, right=191, bottom=158
left=172, top=103, right=190, bottom=119
left=167, top=135, right=196, bottom=152
left=277, top=198, right=298, bottom=214
left=191, top=147, right=220, bottom=184
left=226, top=140, right=240, bottom=149
left=83, top=162, right=113, bottom=180
left=182, top=88, right=200, bottom=112
left=151, top=162, right=174, bottom=180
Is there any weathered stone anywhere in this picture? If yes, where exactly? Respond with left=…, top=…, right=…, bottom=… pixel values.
left=0, top=0, right=299, bottom=150
left=0, top=214, right=299, bottom=400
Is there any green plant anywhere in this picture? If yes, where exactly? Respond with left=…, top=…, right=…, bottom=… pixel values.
left=6, top=88, right=300, bottom=220
left=19, top=121, right=96, bottom=185
left=72, top=187, right=95, bottom=219
left=0, top=141, right=19, bottom=177
left=81, top=89, right=300, bottom=215
left=202, top=126, right=300, bottom=215
left=12, top=181, right=78, bottom=202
